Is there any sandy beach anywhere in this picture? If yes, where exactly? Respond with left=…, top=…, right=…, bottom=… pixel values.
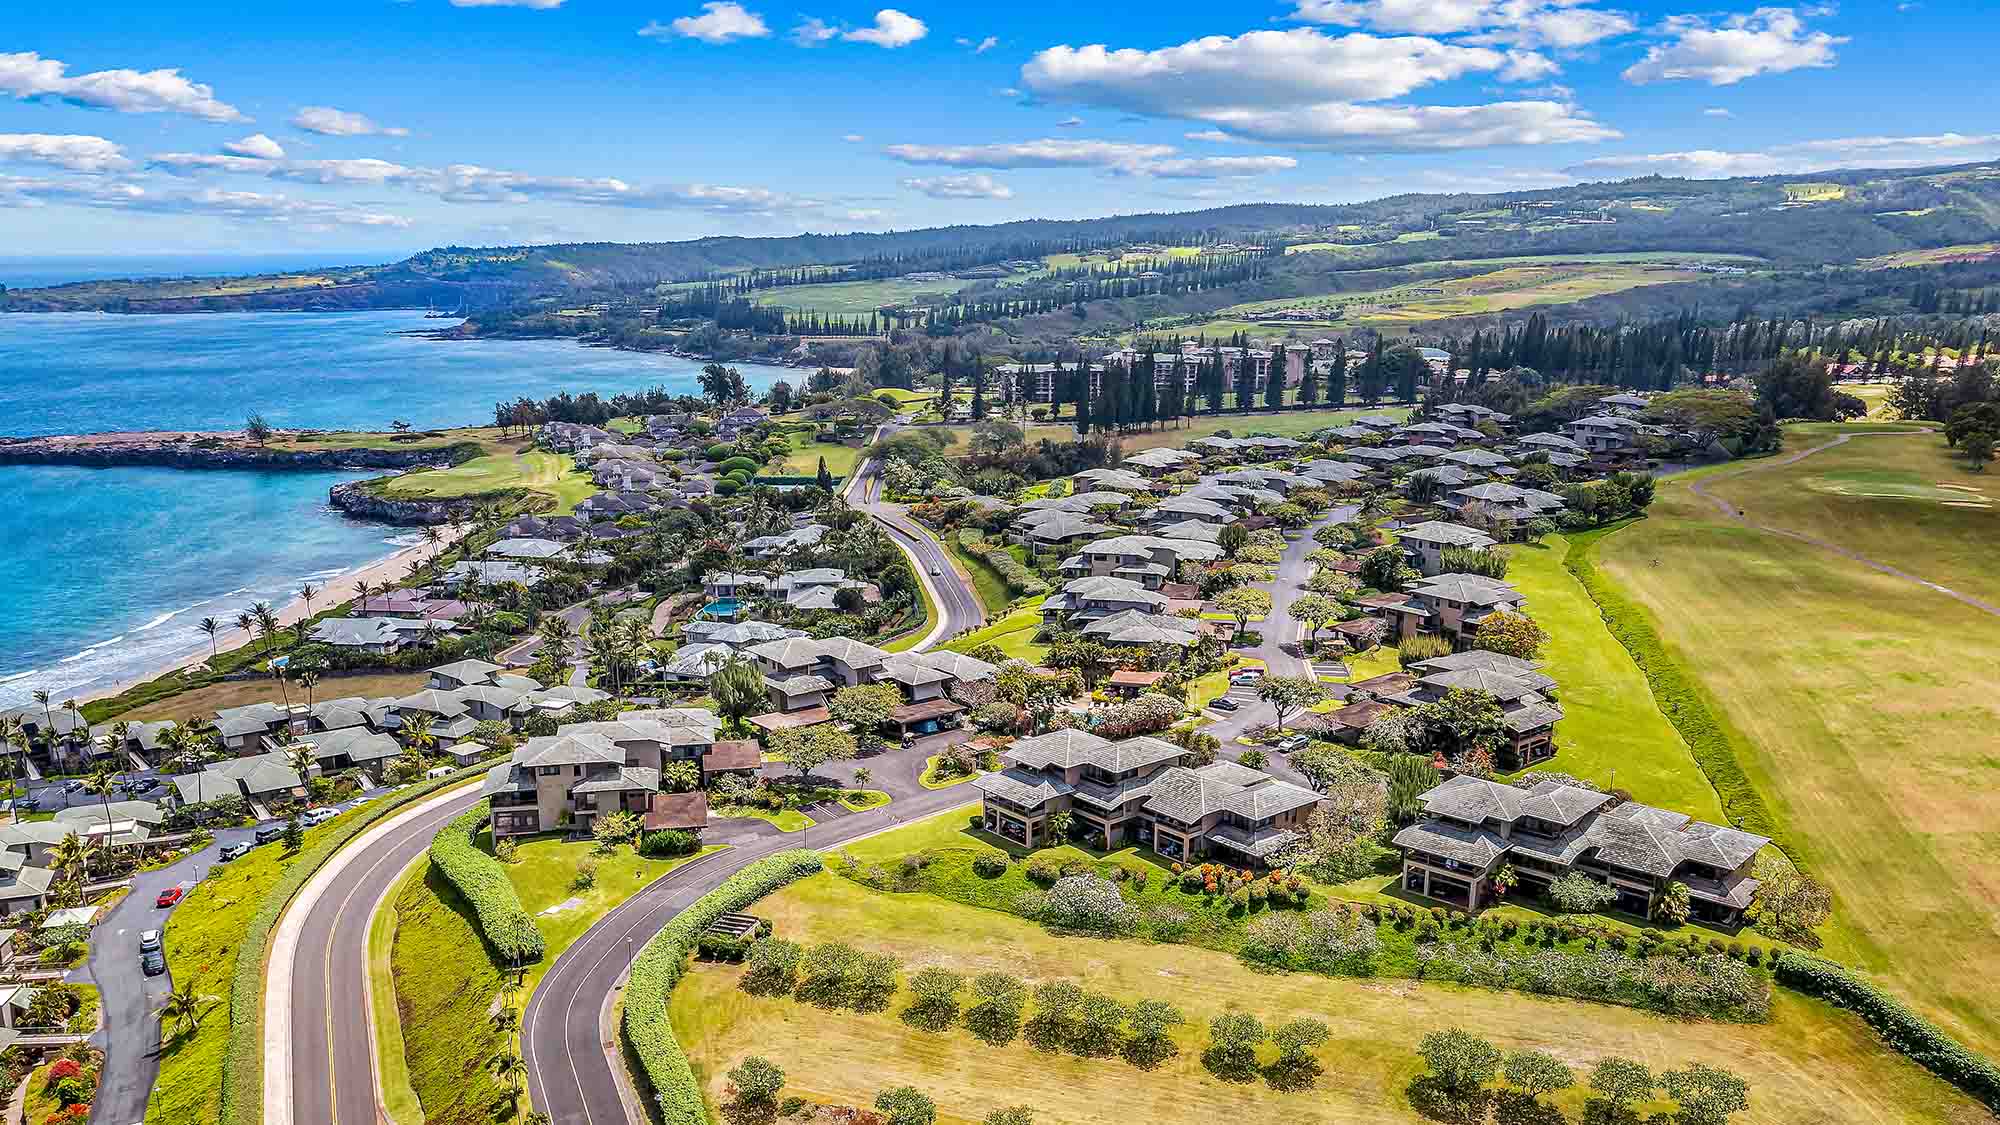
left=79, top=525, right=465, bottom=710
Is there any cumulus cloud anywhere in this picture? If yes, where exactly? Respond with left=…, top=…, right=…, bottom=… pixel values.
left=884, top=137, right=1297, bottom=179
left=1056, top=116, right=1084, bottom=127
left=0, top=52, right=244, bottom=122
left=901, top=173, right=1014, bottom=199
left=148, top=153, right=280, bottom=176
left=791, top=17, right=840, bottom=46
left=0, top=176, right=410, bottom=229
left=646, top=2, right=770, bottom=44
left=1291, top=1, right=1635, bottom=49
left=224, top=134, right=286, bottom=160
left=290, top=106, right=410, bottom=137
left=843, top=9, right=927, bottom=47
left=1624, top=7, right=1844, bottom=86
left=0, top=133, right=130, bottom=174
left=1192, top=99, right=1615, bottom=150
left=955, top=36, right=1000, bottom=53
left=1564, top=131, right=2000, bottom=179
left=1704, top=106, right=1734, bottom=117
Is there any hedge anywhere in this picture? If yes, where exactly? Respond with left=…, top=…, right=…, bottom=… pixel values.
left=623, top=850, right=824, bottom=1125
left=1774, top=953, right=2000, bottom=1111
left=1562, top=528, right=1783, bottom=848
left=428, top=801, right=547, bottom=963
left=957, top=535, right=1050, bottom=597
left=217, top=767, right=488, bottom=1125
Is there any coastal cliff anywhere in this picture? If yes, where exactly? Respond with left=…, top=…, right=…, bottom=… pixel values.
left=0, top=432, right=481, bottom=472
left=326, top=481, right=478, bottom=526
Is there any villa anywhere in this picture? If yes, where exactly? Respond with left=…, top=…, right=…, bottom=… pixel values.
left=1372, top=573, right=1529, bottom=649
left=1395, top=521, right=1499, bottom=575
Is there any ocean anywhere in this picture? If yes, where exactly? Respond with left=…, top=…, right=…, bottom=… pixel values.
left=0, top=311, right=785, bottom=709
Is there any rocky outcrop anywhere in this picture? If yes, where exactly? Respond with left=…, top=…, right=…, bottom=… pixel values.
left=326, top=481, right=484, bottom=526
left=0, top=432, right=480, bottom=471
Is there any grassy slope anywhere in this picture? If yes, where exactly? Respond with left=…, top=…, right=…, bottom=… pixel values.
left=369, top=860, right=425, bottom=1125
left=945, top=539, right=1015, bottom=618
left=670, top=871, right=1978, bottom=1125
left=1503, top=536, right=1724, bottom=817
left=940, top=605, right=1047, bottom=662
left=1596, top=429, right=2000, bottom=1056
left=112, top=671, right=428, bottom=722
left=379, top=448, right=594, bottom=513
left=778, top=436, right=864, bottom=478
left=748, top=276, right=965, bottom=314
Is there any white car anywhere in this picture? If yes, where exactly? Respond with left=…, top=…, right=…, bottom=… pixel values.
left=1229, top=668, right=1265, bottom=685
left=302, top=806, right=340, bottom=827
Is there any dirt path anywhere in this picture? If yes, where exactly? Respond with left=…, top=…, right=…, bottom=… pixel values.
left=1686, top=429, right=2000, bottom=620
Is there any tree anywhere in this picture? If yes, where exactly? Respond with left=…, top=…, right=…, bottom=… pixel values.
left=726, top=1055, right=786, bottom=1105
left=904, top=966, right=965, bottom=1032
left=985, top=1108, right=1035, bottom=1125
left=828, top=683, right=903, bottom=751
left=1287, top=593, right=1341, bottom=649
left=488, top=1051, right=529, bottom=1100
left=1962, top=429, right=1995, bottom=471
left=874, top=1085, right=937, bottom=1125
left=1358, top=545, right=1409, bottom=591
left=157, top=978, right=215, bottom=1036
left=1661, top=1061, right=1749, bottom=1125
left=1589, top=1056, right=1655, bottom=1109
left=1418, top=1028, right=1501, bottom=1093
left=1549, top=870, right=1617, bottom=913
left=711, top=656, right=767, bottom=730
left=1271, top=1017, right=1329, bottom=1063
left=1504, top=1049, right=1575, bottom=1099
left=198, top=617, right=222, bottom=661
left=1216, top=587, right=1272, bottom=635
left=1749, top=858, right=1831, bottom=945
left=1256, top=675, right=1325, bottom=731
left=1218, top=522, right=1251, bottom=558
left=282, top=810, right=305, bottom=851
left=1204, top=1011, right=1266, bottom=1080
left=245, top=413, right=273, bottom=445
left=49, top=833, right=94, bottom=887
left=771, top=723, right=856, bottom=780
left=83, top=760, right=121, bottom=841
left=1074, top=991, right=1127, bottom=1053
left=967, top=971, right=1027, bottom=1043
left=817, top=456, right=835, bottom=492
left=1125, top=998, right=1183, bottom=1066
left=1472, top=611, right=1547, bottom=660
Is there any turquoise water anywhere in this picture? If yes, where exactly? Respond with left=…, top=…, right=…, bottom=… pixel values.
left=0, top=311, right=785, bottom=708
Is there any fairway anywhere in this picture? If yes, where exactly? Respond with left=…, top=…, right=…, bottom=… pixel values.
left=113, top=670, right=428, bottom=721
left=1211, top=262, right=1711, bottom=331
left=669, top=871, right=1979, bottom=1124
left=378, top=448, right=595, bottom=513
left=750, top=276, right=967, bottom=315
left=1596, top=428, right=2000, bottom=1056
left=1015, top=406, right=1412, bottom=453
left=1502, top=537, right=1723, bottom=818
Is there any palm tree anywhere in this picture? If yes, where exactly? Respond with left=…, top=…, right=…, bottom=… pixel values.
left=157, top=978, right=215, bottom=1036
left=198, top=617, right=222, bottom=661
left=30, top=689, right=52, bottom=755
left=298, top=582, right=319, bottom=622
left=270, top=665, right=292, bottom=714
left=489, top=1052, right=529, bottom=1101
left=61, top=700, right=83, bottom=774
left=0, top=718, right=25, bottom=817
left=235, top=610, right=256, bottom=648
left=286, top=743, right=316, bottom=787
left=49, top=832, right=94, bottom=886
left=83, top=761, right=121, bottom=847
left=353, top=579, right=373, bottom=615
left=491, top=1005, right=520, bottom=1034
left=298, top=669, right=320, bottom=714
left=401, top=712, right=437, bottom=759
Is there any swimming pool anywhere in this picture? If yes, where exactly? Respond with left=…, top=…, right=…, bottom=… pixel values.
left=702, top=598, right=744, bottom=618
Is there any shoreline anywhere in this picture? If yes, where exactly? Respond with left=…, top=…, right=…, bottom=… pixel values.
left=67, top=527, right=463, bottom=714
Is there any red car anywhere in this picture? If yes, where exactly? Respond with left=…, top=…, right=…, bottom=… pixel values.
left=155, top=885, right=185, bottom=908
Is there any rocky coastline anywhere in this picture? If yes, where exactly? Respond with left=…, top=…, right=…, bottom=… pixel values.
left=0, top=431, right=475, bottom=472
left=325, top=480, right=476, bottom=526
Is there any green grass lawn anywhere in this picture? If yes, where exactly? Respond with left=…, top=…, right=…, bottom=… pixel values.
left=920, top=756, right=980, bottom=790
left=715, top=805, right=816, bottom=832
left=369, top=860, right=424, bottom=1125
left=378, top=449, right=595, bottom=514
left=1018, top=406, right=1412, bottom=454
left=1503, top=536, right=1724, bottom=818
left=941, top=605, right=1048, bottom=662
left=670, top=869, right=1978, bottom=1125
left=270, top=426, right=504, bottom=454
left=778, top=436, right=864, bottom=478
left=1335, top=646, right=1401, bottom=683
left=748, top=276, right=966, bottom=314
left=945, top=539, right=1015, bottom=617
left=839, top=789, right=892, bottom=812
left=1596, top=429, right=2000, bottom=1057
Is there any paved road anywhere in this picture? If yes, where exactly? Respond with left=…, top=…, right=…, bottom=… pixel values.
left=286, top=789, right=483, bottom=1125
left=845, top=440, right=988, bottom=644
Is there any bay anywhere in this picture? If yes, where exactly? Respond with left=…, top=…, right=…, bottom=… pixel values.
left=0, top=311, right=787, bottom=709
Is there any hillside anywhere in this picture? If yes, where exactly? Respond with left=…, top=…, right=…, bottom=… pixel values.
left=5, top=161, right=1999, bottom=314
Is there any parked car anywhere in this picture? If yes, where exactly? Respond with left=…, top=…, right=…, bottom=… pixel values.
left=254, top=823, right=286, bottom=844
left=424, top=765, right=455, bottom=779
left=1210, top=697, right=1240, bottom=712
left=141, top=948, right=166, bottom=977
left=219, top=841, right=252, bottom=861
left=1276, top=734, right=1309, bottom=753
left=1229, top=668, right=1265, bottom=685
left=155, top=884, right=185, bottom=908
left=139, top=929, right=162, bottom=952
left=302, top=807, right=339, bottom=827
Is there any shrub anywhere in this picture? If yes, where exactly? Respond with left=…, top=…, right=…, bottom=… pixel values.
left=623, top=851, right=824, bottom=1125
left=696, top=933, right=750, bottom=962
left=1418, top=1028, right=1502, bottom=1093
left=971, top=851, right=1009, bottom=878
left=1023, top=856, right=1063, bottom=885
left=957, top=538, right=1050, bottom=597
left=1037, top=875, right=1138, bottom=935
left=1548, top=871, right=1617, bottom=914
left=1774, top=953, right=2000, bottom=1111
left=639, top=829, right=700, bottom=858
left=428, top=802, right=546, bottom=962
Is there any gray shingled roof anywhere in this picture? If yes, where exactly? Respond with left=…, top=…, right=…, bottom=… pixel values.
left=1393, top=819, right=1510, bottom=868
left=974, top=767, right=1074, bottom=806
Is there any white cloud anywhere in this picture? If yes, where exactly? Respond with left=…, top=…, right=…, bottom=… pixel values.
left=901, top=173, right=1014, bottom=199
left=791, top=17, right=839, bottom=46
left=843, top=9, right=928, bottom=48
left=1624, top=7, right=1844, bottom=86
left=957, top=36, right=1000, bottom=53
left=0, top=176, right=410, bottom=229
left=148, top=152, right=280, bottom=176
left=842, top=133, right=865, bottom=142
left=1184, top=130, right=1232, bottom=142
left=290, top=106, right=410, bottom=137
left=225, top=134, right=286, bottom=160
left=1704, top=106, right=1733, bottom=117
left=1020, top=28, right=1616, bottom=152
left=1056, top=116, right=1084, bottom=128
left=0, top=52, right=244, bottom=122
left=646, top=2, right=770, bottom=44
left=0, top=134, right=130, bottom=173
left=884, top=137, right=1298, bottom=179
left=1564, top=131, right=2000, bottom=179
left=1292, top=1, right=1635, bottom=49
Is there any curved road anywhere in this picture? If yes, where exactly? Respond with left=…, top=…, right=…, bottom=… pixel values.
left=288, top=450, right=990, bottom=1123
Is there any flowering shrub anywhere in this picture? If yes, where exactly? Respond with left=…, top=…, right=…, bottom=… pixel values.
left=1092, top=692, right=1186, bottom=739
left=1037, top=874, right=1138, bottom=935
left=1244, top=908, right=1382, bottom=973
left=49, top=1059, right=81, bottom=1080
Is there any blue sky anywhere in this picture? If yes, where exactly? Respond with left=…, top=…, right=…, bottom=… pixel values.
left=0, top=1, right=1990, bottom=258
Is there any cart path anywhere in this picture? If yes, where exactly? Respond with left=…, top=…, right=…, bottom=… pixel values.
left=1683, top=429, right=2000, bottom=620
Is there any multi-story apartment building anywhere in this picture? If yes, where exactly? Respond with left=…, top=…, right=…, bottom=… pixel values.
left=1373, top=573, right=1529, bottom=649
left=1393, top=774, right=1768, bottom=926
left=480, top=709, right=722, bottom=838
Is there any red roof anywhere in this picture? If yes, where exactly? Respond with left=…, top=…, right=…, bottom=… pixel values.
left=1107, top=670, right=1166, bottom=687
left=644, top=790, right=709, bottom=831
left=748, top=706, right=831, bottom=732
left=703, top=740, right=763, bottom=773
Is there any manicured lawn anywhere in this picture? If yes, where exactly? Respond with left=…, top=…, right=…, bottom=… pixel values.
left=839, top=789, right=892, bottom=812
left=881, top=564, right=942, bottom=654
left=503, top=835, right=728, bottom=997
left=1503, top=536, right=1724, bottom=818
left=1334, top=646, right=1400, bottom=683
left=669, top=871, right=1978, bottom=1125
left=941, top=605, right=1047, bottom=662
left=715, top=806, right=815, bottom=832
left=778, top=437, right=864, bottom=478
left=271, top=426, right=503, bottom=454
left=369, top=861, right=424, bottom=1125
left=378, top=449, right=595, bottom=514
left=920, top=757, right=980, bottom=790
left=832, top=802, right=983, bottom=863
left=114, top=671, right=428, bottom=722
left=945, top=539, right=1015, bottom=617
left=1596, top=428, right=2000, bottom=1056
